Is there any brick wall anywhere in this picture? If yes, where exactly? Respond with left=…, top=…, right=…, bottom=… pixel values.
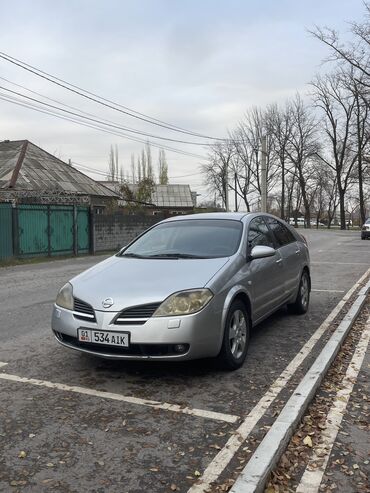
left=93, top=213, right=164, bottom=252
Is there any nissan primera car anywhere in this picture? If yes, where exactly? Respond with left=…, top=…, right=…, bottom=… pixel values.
left=52, top=212, right=310, bottom=370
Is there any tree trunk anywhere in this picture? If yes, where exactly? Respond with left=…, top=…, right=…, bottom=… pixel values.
left=338, top=190, right=346, bottom=229
left=280, top=162, right=285, bottom=220
left=358, top=155, right=366, bottom=224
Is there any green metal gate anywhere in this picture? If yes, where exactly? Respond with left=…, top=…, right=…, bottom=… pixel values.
left=15, top=204, right=90, bottom=258
left=0, top=203, right=13, bottom=260
left=77, top=206, right=90, bottom=253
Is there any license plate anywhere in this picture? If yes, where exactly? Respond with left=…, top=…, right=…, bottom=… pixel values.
left=78, top=329, right=129, bottom=347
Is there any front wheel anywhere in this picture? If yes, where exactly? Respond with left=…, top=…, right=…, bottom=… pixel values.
left=216, top=300, right=250, bottom=371
left=288, top=271, right=310, bottom=314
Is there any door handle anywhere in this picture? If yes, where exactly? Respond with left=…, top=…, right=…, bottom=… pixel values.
left=295, top=249, right=300, bottom=255
left=276, top=258, right=282, bottom=264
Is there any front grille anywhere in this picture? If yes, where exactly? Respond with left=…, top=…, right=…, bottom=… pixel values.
left=55, top=332, right=189, bottom=357
left=114, top=302, right=161, bottom=325
left=73, top=298, right=96, bottom=322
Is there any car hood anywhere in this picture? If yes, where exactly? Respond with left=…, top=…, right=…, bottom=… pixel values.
left=70, top=255, right=230, bottom=311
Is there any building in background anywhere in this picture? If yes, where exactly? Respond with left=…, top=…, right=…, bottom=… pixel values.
left=100, top=181, right=195, bottom=216
left=0, top=140, right=119, bottom=212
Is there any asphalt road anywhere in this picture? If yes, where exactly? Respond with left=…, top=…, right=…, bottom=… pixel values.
left=0, top=229, right=369, bottom=492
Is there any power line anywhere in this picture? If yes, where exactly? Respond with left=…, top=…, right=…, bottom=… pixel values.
left=0, top=51, right=228, bottom=141
left=74, top=161, right=203, bottom=180
left=0, top=76, right=212, bottom=149
left=0, top=92, right=205, bottom=159
left=0, top=84, right=209, bottom=146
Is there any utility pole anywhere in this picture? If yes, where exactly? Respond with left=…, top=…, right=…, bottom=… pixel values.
left=225, top=169, right=229, bottom=212
left=234, top=173, right=238, bottom=212
left=261, top=135, right=267, bottom=213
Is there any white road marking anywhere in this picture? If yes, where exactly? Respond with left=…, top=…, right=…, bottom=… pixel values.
left=295, top=316, right=370, bottom=493
left=0, top=372, right=239, bottom=424
left=187, top=267, right=370, bottom=493
left=0, top=362, right=8, bottom=368
left=311, top=289, right=345, bottom=293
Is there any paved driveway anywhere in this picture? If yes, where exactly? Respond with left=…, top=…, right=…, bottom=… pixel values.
left=0, top=229, right=369, bottom=492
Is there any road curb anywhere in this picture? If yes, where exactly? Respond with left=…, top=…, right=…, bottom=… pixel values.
left=230, top=279, right=370, bottom=493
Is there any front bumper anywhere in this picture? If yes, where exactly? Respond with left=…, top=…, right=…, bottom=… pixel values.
left=51, top=303, right=223, bottom=361
left=361, top=229, right=370, bottom=238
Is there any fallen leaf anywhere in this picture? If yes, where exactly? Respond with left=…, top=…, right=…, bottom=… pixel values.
left=194, top=470, right=201, bottom=477
left=170, top=484, right=177, bottom=491
left=18, top=451, right=27, bottom=459
left=303, top=436, right=313, bottom=448
left=10, top=480, right=27, bottom=486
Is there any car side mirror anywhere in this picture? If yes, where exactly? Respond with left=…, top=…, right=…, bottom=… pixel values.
left=249, top=245, right=276, bottom=260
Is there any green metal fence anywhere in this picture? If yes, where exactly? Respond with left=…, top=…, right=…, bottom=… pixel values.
left=0, top=203, right=91, bottom=260
left=0, top=203, right=13, bottom=260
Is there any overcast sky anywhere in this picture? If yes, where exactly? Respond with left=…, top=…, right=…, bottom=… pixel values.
left=0, top=0, right=365, bottom=201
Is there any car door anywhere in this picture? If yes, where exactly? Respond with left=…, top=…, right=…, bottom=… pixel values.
left=245, top=216, right=286, bottom=323
left=265, top=217, right=302, bottom=298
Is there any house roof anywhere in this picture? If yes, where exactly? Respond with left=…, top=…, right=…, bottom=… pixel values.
left=0, top=140, right=118, bottom=198
left=101, top=181, right=194, bottom=208
left=152, top=184, right=194, bottom=208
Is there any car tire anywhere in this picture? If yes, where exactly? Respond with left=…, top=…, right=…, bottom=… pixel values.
left=216, top=300, right=250, bottom=371
left=288, top=270, right=310, bottom=315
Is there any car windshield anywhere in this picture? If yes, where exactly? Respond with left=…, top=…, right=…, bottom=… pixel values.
left=120, top=219, right=243, bottom=259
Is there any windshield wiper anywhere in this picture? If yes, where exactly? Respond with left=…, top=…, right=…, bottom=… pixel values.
left=119, top=252, right=147, bottom=258
left=147, top=253, right=208, bottom=259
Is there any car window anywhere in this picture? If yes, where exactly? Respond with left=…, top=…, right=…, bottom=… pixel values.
left=265, top=217, right=296, bottom=247
left=247, top=217, right=275, bottom=250
left=122, top=219, right=243, bottom=258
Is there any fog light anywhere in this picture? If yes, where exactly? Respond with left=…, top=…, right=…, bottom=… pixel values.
left=174, top=344, right=187, bottom=354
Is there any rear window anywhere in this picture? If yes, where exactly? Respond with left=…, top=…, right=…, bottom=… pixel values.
left=123, top=219, right=243, bottom=258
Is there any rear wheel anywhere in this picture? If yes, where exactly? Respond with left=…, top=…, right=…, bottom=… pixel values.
left=288, top=270, right=310, bottom=314
left=216, top=300, right=250, bottom=371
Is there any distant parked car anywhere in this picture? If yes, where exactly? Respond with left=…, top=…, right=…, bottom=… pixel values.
left=289, top=217, right=305, bottom=227
left=361, top=218, right=370, bottom=240
left=52, top=212, right=310, bottom=370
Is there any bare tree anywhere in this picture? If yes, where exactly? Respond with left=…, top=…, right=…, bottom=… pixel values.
left=310, top=3, right=370, bottom=89
left=107, top=144, right=120, bottom=181
left=345, top=71, right=370, bottom=223
left=311, top=71, right=359, bottom=229
left=202, top=141, right=234, bottom=210
left=145, top=142, right=155, bottom=182
left=158, top=149, right=169, bottom=185
left=230, top=108, right=280, bottom=211
left=284, top=95, right=320, bottom=228
left=265, top=103, right=294, bottom=219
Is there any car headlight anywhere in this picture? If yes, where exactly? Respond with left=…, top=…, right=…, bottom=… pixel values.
left=153, top=289, right=213, bottom=317
left=56, top=283, right=73, bottom=310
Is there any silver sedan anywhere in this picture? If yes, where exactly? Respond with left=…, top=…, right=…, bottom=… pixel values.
left=52, top=212, right=310, bottom=370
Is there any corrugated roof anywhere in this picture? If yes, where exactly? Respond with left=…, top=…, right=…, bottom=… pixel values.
left=0, top=140, right=118, bottom=198
left=100, top=181, right=194, bottom=208
left=152, top=184, right=194, bottom=207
